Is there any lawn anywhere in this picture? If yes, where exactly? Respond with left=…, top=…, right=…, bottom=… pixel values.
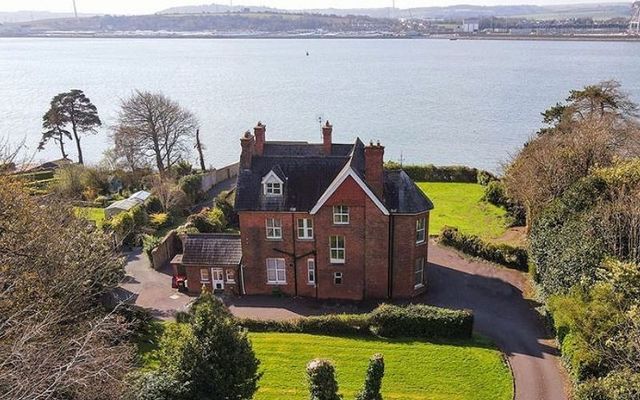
left=418, top=182, right=508, bottom=240
left=73, top=206, right=106, bottom=228
left=251, top=333, right=513, bottom=400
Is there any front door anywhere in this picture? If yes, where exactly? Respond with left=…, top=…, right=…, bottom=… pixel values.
left=211, top=268, right=224, bottom=291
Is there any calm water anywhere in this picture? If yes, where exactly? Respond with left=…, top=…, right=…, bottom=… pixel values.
left=2, top=38, right=640, bottom=172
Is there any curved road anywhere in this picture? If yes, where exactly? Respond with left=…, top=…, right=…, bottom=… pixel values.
left=424, top=241, right=569, bottom=400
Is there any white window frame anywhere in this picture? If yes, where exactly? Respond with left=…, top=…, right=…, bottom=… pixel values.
left=200, top=268, right=210, bottom=283
left=414, top=257, right=425, bottom=289
left=266, top=218, right=282, bottom=240
left=226, top=269, right=236, bottom=283
left=265, top=182, right=282, bottom=196
left=297, top=218, right=314, bottom=240
left=307, top=259, right=316, bottom=285
left=416, top=217, right=426, bottom=244
left=334, top=272, right=343, bottom=285
left=333, top=205, right=350, bottom=225
left=262, top=171, right=284, bottom=196
left=266, top=258, right=286, bottom=285
left=330, top=235, right=346, bottom=264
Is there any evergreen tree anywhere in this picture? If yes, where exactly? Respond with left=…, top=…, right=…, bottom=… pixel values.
left=307, top=359, right=342, bottom=400
left=39, top=102, right=71, bottom=159
left=355, top=354, right=385, bottom=400
left=177, top=290, right=260, bottom=399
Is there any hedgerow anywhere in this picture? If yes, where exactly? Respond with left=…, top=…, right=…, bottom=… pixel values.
left=440, top=226, right=528, bottom=271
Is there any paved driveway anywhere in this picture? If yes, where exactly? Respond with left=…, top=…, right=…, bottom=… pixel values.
left=119, top=249, right=193, bottom=319
left=424, top=241, right=569, bottom=400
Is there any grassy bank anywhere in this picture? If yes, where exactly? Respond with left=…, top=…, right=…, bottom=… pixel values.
left=73, top=206, right=106, bottom=228
left=418, top=182, right=508, bottom=240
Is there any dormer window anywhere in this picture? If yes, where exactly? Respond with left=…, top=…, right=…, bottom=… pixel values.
left=262, top=170, right=285, bottom=196
left=265, top=182, right=282, bottom=195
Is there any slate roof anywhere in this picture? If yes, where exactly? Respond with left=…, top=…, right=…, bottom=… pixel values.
left=235, top=137, right=433, bottom=214
left=384, top=170, right=434, bottom=214
left=181, top=233, right=242, bottom=266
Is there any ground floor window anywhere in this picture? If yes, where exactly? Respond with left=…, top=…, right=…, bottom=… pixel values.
left=266, top=258, right=286, bottom=284
left=226, top=269, right=235, bottom=283
left=414, top=257, right=425, bottom=288
left=334, top=272, right=343, bottom=285
left=307, top=259, right=316, bottom=285
left=200, top=268, right=210, bottom=283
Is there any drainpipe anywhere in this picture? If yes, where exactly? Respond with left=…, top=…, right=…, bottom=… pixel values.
left=291, top=214, right=298, bottom=297
left=240, top=263, right=246, bottom=295
left=388, top=214, right=395, bottom=299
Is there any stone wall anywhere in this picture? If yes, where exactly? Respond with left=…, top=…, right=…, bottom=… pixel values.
left=199, top=162, right=240, bottom=193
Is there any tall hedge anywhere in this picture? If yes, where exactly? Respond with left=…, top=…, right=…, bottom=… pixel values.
left=440, top=227, right=528, bottom=271
left=385, top=162, right=496, bottom=184
left=238, top=304, right=473, bottom=340
left=369, top=304, right=473, bottom=339
left=356, top=354, right=385, bottom=400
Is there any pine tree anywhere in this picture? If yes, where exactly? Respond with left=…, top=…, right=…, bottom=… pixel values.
left=355, top=354, right=385, bottom=400
left=39, top=102, right=71, bottom=159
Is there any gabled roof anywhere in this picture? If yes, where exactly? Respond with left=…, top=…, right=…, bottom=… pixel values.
left=181, top=233, right=242, bottom=266
left=235, top=135, right=433, bottom=215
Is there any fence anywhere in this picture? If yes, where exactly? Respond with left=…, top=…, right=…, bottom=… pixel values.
left=150, top=230, right=181, bottom=270
left=199, top=162, right=240, bottom=193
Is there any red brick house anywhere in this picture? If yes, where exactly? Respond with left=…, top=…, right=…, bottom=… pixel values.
left=233, top=121, right=434, bottom=300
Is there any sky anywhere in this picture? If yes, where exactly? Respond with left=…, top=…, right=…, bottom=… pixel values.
left=0, top=0, right=629, bottom=15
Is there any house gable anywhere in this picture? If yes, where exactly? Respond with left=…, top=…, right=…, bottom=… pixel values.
left=310, top=164, right=389, bottom=216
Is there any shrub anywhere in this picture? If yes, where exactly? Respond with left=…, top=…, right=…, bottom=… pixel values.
left=129, top=370, right=187, bottom=400
left=575, top=371, right=640, bottom=400
left=477, top=170, right=498, bottom=186
left=483, top=180, right=508, bottom=207
left=215, top=191, right=238, bottom=229
left=130, top=205, right=149, bottom=227
left=110, top=211, right=136, bottom=245
left=440, top=227, right=528, bottom=271
left=142, top=235, right=163, bottom=264
left=145, top=195, right=164, bottom=214
left=188, top=207, right=227, bottom=233
left=307, top=359, right=342, bottom=400
left=369, top=304, right=473, bottom=339
left=356, top=354, right=385, bottom=400
left=150, top=213, right=171, bottom=229
left=179, top=174, right=203, bottom=204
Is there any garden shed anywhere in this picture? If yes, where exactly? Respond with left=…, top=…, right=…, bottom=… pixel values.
left=105, top=190, right=151, bottom=218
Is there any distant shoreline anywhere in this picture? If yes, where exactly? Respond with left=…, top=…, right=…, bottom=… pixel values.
left=2, top=33, right=640, bottom=43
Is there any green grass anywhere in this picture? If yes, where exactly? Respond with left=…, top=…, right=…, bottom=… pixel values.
left=251, top=333, right=512, bottom=400
left=73, top=207, right=106, bottom=228
left=418, top=182, right=508, bottom=240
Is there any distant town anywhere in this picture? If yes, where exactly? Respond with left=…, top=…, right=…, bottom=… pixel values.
left=1, top=1, right=640, bottom=40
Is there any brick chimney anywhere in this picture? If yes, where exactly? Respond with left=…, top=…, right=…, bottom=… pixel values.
left=254, top=121, right=266, bottom=156
left=322, top=121, right=333, bottom=155
left=240, top=131, right=255, bottom=170
left=364, top=141, right=385, bottom=199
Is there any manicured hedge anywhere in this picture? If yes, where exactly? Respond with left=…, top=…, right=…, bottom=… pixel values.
left=385, top=162, right=497, bottom=184
left=369, top=304, right=473, bottom=339
left=440, top=227, right=528, bottom=271
left=238, top=304, right=473, bottom=340
left=238, top=314, right=371, bottom=336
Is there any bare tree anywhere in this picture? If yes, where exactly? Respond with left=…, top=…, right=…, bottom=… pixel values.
left=112, top=91, right=198, bottom=174
left=0, top=177, right=135, bottom=399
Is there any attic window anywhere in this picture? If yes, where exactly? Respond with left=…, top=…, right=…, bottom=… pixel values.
left=265, top=182, right=282, bottom=196
left=262, top=170, right=284, bottom=196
